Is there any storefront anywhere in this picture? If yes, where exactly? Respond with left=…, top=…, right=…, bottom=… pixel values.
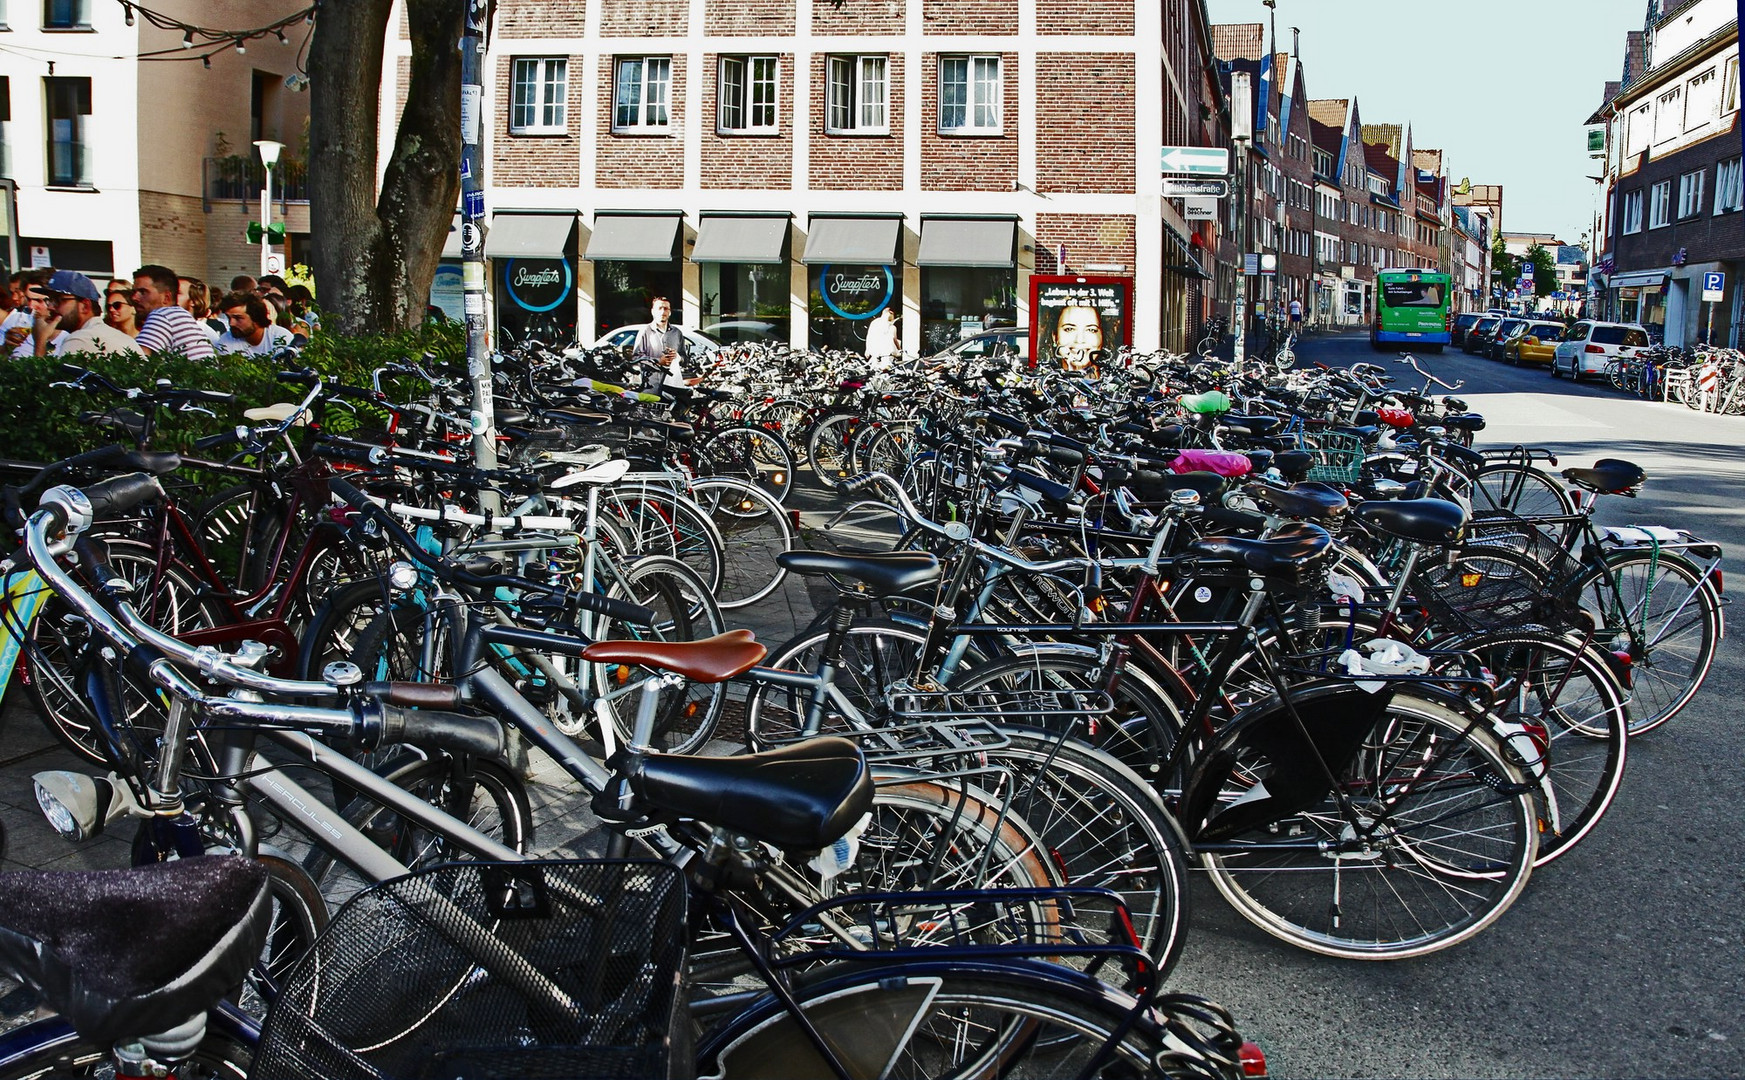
left=1609, top=270, right=1666, bottom=336
left=693, top=213, right=791, bottom=345
left=586, top=211, right=683, bottom=341
left=488, top=211, right=578, bottom=348
left=802, top=214, right=902, bottom=353
left=917, top=217, right=1018, bottom=355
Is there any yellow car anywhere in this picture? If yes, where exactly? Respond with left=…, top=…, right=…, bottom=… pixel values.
left=1504, top=321, right=1569, bottom=365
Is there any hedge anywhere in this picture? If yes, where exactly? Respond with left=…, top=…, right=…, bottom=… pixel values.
left=0, top=322, right=465, bottom=465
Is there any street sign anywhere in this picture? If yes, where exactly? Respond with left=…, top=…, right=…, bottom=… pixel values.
left=1702, top=271, right=1725, bottom=302
left=1163, top=177, right=1229, bottom=198
left=265, top=253, right=285, bottom=275
left=1183, top=197, right=1217, bottom=221
left=1243, top=253, right=1260, bottom=276
left=1160, top=146, right=1229, bottom=177
left=1260, top=253, right=1278, bottom=276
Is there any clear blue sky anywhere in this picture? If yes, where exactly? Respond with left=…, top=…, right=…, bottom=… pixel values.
left=1206, top=0, right=1649, bottom=246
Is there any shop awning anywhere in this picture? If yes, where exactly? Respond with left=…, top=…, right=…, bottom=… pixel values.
left=584, top=213, right=682, bottom=262
left=802, top=215, right=902, bottom=265
left=692, top=214, right=790, bottom=263
left=486, top=212, right=577, bottom=259
left=440, top=214, right=463, bottom=259
left=1608, top=270, right=1667, bottom=290
left=917, top=217, right=1016, bottom=268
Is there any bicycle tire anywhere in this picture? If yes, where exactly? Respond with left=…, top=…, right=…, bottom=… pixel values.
left=742, top=619, right=933, bottom=748
left=687, top=477, right=794, bottom=609
left=0, top=1020, right=256, bottom=1079
left=804, top=412, right=862, bottom=489
left=239, top=851, right=331, bottom=1019
left=1570, top=548, right=1721, bottom=733
left=591, top=555, right=727, bottom=754
left=1197, top=689, right=1537, bottom=959
left=599, top=484, right=727, bottom=599
left=696, top=426, right=794, bottom=504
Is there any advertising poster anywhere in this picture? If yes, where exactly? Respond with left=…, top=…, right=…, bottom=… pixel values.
left=1029, top=275, right=1132, bottom=370
left=809, top=264, right=900, bottom=352
left=497, top=257, right=577, bottom=347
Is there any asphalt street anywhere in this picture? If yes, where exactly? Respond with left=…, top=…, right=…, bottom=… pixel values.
left=1161, top=331, right=1745, bottom=1078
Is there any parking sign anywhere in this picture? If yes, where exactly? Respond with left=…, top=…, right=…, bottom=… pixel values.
left=1702, top=272, right=1725, bottom=302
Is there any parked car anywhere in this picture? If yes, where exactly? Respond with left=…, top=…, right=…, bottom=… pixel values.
left=1463, top=315, right=1506, bottom=355
left=1486, top=318, right=1531, bottom=361
left=1502, top=321, right=1569, bottom=366
left=1551, top=321, right=1652, bottom=380
left=701, top=320, right=783, bottom=343
left=591, top=324, right=724, bottom=358
left=1451, top=312, right=1488, bottom=350
left=929, top=326, right=1029, bottom=364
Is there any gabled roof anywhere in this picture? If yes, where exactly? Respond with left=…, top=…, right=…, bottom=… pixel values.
left=1210, top=23, right=1265, bottom=62
left=1363, top=141, right=1397, bottom=177
left=1362, top=123, right=1403, bottom=159
left=1307, top=98, right=1349, bottom=129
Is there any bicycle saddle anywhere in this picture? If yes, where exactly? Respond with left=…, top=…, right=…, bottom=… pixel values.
left=1132, top=469, right=1228, bottom=502
left=583, top=629, right=766, bottom=684
left=1563, top=458, right=1645, bottom=496
left=778, top=551, right=941, bottom=597
left=1437, top=442, right=1487, bottom=470
left=1223, top=414, right=1282, bottom=437
left=1179, top=391, right=1231, bottom=416
left=0, top=858, right=269, bottom=1044
left=1170, top=449, right=1252, bottom=478
left=1272, top=449, right=1315, bottom=481
left=628, top=737, right=874, bottom=850
left=1443, top=413, right=1486, bottom=431
left=1189, top=522, right=1332, bottom=576
left=1356, top=497, right=1469, bottom=545
left=1253, top=482, right=1348, bottom=521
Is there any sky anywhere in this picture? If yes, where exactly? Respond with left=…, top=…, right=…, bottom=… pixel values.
left=1206, top=0, right=1652, bottom=246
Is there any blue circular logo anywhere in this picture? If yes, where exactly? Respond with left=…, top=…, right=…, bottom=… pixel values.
left=503, top=259, right=573, bottom=313
left=819, top=264, right=893, bottom=321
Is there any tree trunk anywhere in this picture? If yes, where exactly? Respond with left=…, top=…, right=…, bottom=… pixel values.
left=309, top=0, right=463, bottom=336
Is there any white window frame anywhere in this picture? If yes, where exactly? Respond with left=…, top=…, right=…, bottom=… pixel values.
left=1621, top=189, right=1643, bottom=234
left=1726, top=57, right=1740, bottom=115
left=826, top=55, right=888, bottom=135
left=1715, top=157, right=1743, bottom=214
left=1677, top=169, right=1705, bottom=219
left=1685, top=69, right=1718, bottom=131
left=1654, top=87, right=1681, bottom=143
left=938, top=55, right=1001, bottom=135
left=1648, top=179, right=1673, bottom=228
left=1626, top=103, right=1651, bottom=156
left=510, top=57, right=567, bottom=135
left=612, top=56, right=673, bottom=134
left=718, top=55, right=780, bottom=135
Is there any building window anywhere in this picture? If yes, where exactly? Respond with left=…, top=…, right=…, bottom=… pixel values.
left=1654, top=87, right=1681, bottom=143
left=718, top=56, right=779, bottom=134
left=613, top=57, right=672, bottom=133
left=1685, top=69, right=1718, bottom=130
left=42, top=0, right=88, bottom=29
left=826, top=55, right=887, bottom=135
left=1677, top=169, right=1705, bottom=218
left=1725, top=57, right=1740, bottom=114
left=45, top=76, right=90, bottom=187
left=510, top=58, right=567, bottom=134
left=1625, top=103, right=1650, bottom=156
left=1648, top=179, right=1672, bottom=228
left=1716, top=157, right=1743, bottom=214
left=938, top=55, right=1000, bottom=135
left=1621, top=189, right=1642, bottom=233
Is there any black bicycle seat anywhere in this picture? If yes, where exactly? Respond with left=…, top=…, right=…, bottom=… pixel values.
left=1272, top=450, right=1315, bottom=480
left=1356, top=497, right=1469, bottom=545
left=1443, top=413, right=1486, bottom=431
left=629, top=737, right=874, bottom=850
left=1224, top=415, right=1282, bottom=438
left=1132, top=470, right=1228, bottom=503
left=1563, top=458, right=1645, bottom=496
left=778, top=551, right=941, bottom=597
left=0, top=858, right=269, bottom=1045
left=1243, top=449, right=1275, bottom=474
left=1189, top=522, right=1332, bottom=576
left=1253, top=482, right=1348, bottom=521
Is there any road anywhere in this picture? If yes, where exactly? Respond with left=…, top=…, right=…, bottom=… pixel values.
left=1162, top=332, right=1744, bottom=1078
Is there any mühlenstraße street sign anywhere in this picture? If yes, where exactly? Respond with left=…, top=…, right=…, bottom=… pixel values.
left=1163, top=177, right=1229, bottom=198
left=1159, top=146, right=1229, bottom=176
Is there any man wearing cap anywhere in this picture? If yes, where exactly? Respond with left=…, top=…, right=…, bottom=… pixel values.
left=30, top=270, right=142, bottom=358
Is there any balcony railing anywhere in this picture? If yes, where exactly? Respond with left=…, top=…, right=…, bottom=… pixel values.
left=203, top=156, right=310, bottom=210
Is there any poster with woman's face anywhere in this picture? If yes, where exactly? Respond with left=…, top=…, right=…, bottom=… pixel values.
left=1030, top=277, right=1131, bottom=371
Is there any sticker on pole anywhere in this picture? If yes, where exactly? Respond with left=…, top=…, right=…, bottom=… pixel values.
left=460, top=84, right=482, bottom=144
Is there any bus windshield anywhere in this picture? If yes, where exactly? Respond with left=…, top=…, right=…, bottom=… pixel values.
left=1382, top=281, right=1444, bottom=307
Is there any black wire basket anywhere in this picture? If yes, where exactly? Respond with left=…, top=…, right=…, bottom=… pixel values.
left=251, top=860, right=688, bottom=1080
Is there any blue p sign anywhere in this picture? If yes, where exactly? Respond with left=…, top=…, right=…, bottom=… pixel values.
left=1702, top=272, right=1725, bottom=300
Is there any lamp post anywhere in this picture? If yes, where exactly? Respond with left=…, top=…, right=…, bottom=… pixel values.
left=253, top=140, right=284, bottom=277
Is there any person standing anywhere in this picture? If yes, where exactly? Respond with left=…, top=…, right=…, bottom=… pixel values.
left=214, top=292, right=295, bottom=357
left=131, top=264, right=215, bottom=360
left=864, top=307, right=899, bottom=367
left=1289, top=297, right=1303, bottom=329
left=28, top=271, right=141, bottom=357
left=632, top=296, right=687, bottom=387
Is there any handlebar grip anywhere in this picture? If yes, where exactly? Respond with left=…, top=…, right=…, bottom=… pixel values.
left=364, top=681, right=463, bottom=709
left=381, top=706, right=504, bottom=759
left=842, top=473, right=884, bottom=495
left=328, top=475, right=372, bottom=510
left=83, top=473, right=165, bottom=520
left=983, top=411, right=1027, bottom=434
left=194, top=427, right=247, bottom=452
left=568, top=590, right=658, bottom=627
left=73, top=536, right=126, bottom=595
left=277, top=370, right=319, bottom=386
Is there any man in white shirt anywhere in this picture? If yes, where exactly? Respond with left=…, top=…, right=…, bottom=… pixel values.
left=214, top=292, right=294, bottom=357
left=4, top=271, right=44, bottom=357
left=29, top=270, right=141, bottom=358
left=632, top=296, right=689, bottom=389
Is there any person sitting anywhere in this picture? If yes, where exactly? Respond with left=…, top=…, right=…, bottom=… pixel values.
left=214, top=291, right=295, bottom=357
left=105, top=288, right=140, bottom=337
left=131, top=264, right=216, bottom=360
left=30, top=270, right=141, bottom=358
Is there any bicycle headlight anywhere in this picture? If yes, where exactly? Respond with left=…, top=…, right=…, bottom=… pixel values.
left=387, top=560, right=420, bottom=592
left=33, top=771, right=108, bottom=841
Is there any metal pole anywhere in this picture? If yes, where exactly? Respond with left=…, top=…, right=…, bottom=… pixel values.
left=259, top=164, right=272, bottom=276
left=460, top=0, right=499, bottom=506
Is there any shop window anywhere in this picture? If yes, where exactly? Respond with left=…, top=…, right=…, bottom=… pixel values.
left=920, top=266, right=1016, bottom=355
left=810, top=264, right=900, bottom=352
left=701, top=261, right=789, bottom=344
left=593, top=260, right=681, bottom=342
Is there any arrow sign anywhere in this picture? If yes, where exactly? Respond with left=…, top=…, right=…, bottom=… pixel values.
left=1163, top=178, right=1229, bottom=198
left=1160, top=146, right=1230, bottom=177
left=1702, top=271, right=1725, bottom=302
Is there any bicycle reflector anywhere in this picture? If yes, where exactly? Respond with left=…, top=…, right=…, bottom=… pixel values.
left=1240, top=1040, right=1269, bottom=1076
left=32, top=771, right=135, bottom=842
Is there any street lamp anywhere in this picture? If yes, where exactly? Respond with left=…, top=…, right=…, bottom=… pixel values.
left=253, top=139, right=284, bottom=277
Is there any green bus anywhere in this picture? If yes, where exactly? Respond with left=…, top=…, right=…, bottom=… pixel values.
left=1372, top=268, right=1452, bottom=351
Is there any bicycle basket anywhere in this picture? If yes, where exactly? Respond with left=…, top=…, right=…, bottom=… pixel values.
left=1412, top=549, right=1570, bottom=635
left=251, top=860, right=687, bottom=1080
left=1296, top=429, right=1363, bottom=483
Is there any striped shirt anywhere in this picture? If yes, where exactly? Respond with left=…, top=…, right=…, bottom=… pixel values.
left=135, top=305, right=216, bottom=360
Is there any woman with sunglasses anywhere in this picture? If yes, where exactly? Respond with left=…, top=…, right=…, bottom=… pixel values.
left=104, top=290, right=140, bottom=337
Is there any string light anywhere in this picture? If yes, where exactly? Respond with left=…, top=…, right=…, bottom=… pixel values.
left=122, top=2, right=134, bottom=26
left=182, top=29, right=193, bottom=47
left=123, top=2, right=317, bottom=64
left=202, top=54, right=210, bottom=68
left=234, top=37, right=245, bottom=53
left=275, top=28, right=288, bottom=44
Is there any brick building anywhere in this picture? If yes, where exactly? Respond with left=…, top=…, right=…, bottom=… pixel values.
left=408, top=0, right=1228, bottom=355
left=1588, top=0, right=1741, bottom=346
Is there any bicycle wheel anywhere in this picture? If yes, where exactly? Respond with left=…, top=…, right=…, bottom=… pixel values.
left=688, top=477, right=794, bottom=609
left=742, top=619, right=931, bottom=747
left=298, top=579, right=447, bottom=684
left=857, top=419, right=921, bottom=480
left=301, top=752, right=533, bottom=912
left=697, top=964, right=1244, bottom=1080
left=1471, top=462, right=1574, bottom=522
left=697, top=426, right=794, bottom=504
left=590, top=555, right=727, bottom=754
left=239, top=852, right=331, bottom=1019
left=804, top=412, right=863, bottom=489
left=1571, top=549, right=1721, bottom=733
left=1457, top=631, right=1627, bottom=866
left=1198, top=689, right=1537, bottom=959
left=600, top=484, right=726, bottom=598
